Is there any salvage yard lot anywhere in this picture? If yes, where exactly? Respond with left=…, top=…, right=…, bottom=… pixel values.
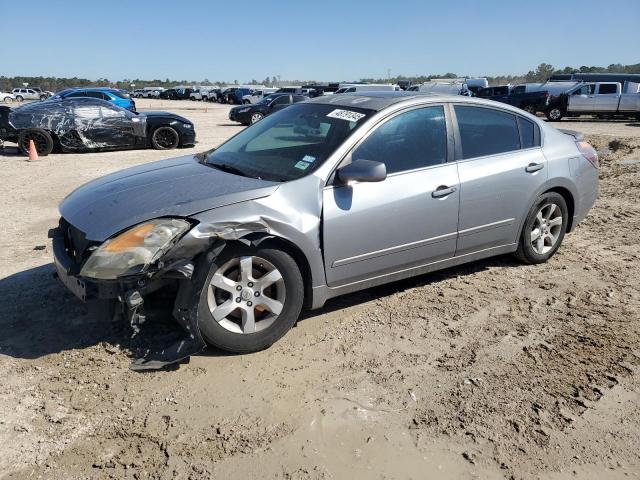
left=1, top=99, right=640, bottom=479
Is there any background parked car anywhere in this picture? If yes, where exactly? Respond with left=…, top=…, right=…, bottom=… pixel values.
left=0, top=98, right=195, bottom=156
left=475, top=84, right=550, bottom=114
left=544, top=81, right=640, bottom=121
left=1, top=91, right=16, bottom=103
left=160, top=87, right=194, bottom=100
left=228, top=93, right=307, bottom=125
left=333, top=84, right=400, bottom=94
left=242, top=88, right=278, bottom=104
left=12, top=88, right=48, bottom=101
left=204, top=88, right=221, bottom=102
left=51, top=88, right=137, bottom=112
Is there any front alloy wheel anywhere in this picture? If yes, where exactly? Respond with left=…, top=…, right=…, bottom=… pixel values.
left=250, top=112, right=264, bottom=124
left=208, top=256, right=285, bottom=334
left=198, top=247, right=304, bottom=353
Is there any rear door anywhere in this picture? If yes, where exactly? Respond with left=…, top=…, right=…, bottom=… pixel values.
left=453, top=105, right=547, bottom=255
left=73, top=103, right=136, bottom=148
left=567, top=83, right=596, bottom=111
left=322, top=104, right=459, bottom=286
left=594, top=82, right=621, bottom=111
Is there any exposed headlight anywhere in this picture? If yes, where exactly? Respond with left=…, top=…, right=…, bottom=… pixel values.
left=182, top=123, right=192, bottom=128
left=80, top=219, right=190, bottom=280
left=238, top=107, right=251, bottom=113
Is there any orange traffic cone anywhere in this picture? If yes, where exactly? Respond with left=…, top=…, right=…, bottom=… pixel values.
left=28, top=139, right=39, bottom=161
left=204, top=106, right=208, bottom=113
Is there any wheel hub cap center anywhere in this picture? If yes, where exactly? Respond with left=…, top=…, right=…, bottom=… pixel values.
left=241, top=289, right=252, bottom=301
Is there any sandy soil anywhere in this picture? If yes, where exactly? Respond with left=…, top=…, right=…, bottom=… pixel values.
left=1, top=99, right=639, bottom=479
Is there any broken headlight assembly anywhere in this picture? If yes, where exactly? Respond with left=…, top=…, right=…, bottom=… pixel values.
left=80, top=219, right=190, bottom=280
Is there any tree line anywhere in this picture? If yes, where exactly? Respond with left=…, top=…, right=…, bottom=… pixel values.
left=2, top=63, right=639, bottom=93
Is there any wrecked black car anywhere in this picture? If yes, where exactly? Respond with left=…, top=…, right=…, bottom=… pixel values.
left=0, top=98, right=195, bottom=156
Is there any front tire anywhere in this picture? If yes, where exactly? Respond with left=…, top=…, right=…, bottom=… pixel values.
left=15, top=95, right=24, bottom=102
left=150, top=126, right=180, bottom=150
left=515, top=192, right=568, bottom=264
left=198, top=246, right=304, bottom=353
left=18, top=129, right=54, bottom=156
left=250, top=112, right=264, bottom=124
left=545, top=107, right=564, bottom=121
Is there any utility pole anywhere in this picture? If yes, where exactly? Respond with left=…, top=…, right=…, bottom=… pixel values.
left=387, top=69, right=391, bottom=81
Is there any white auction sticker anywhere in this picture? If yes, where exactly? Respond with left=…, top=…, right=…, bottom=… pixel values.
left=326, top=109, right=365, bottom=122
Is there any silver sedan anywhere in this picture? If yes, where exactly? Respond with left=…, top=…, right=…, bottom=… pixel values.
left=52, top=92, right=599, bottom=362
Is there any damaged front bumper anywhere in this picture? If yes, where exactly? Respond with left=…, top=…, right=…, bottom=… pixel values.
left=49, top=220, right=215, bottom=371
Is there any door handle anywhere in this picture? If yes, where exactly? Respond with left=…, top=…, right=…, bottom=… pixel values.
left=431, top=185, right=457, bottom=198
left=525, top=162, right=544, bottom=173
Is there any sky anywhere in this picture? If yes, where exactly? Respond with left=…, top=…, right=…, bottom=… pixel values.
left=2, top=0, right=639, bottom=82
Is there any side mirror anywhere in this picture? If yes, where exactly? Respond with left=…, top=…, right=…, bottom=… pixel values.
left=336, top=159, right=386, bottom=184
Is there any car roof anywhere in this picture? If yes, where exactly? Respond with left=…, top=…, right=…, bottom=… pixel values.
left=308, top=91, right=445, bottom=111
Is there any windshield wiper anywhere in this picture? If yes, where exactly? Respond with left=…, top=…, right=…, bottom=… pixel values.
left=208, top=162, right=250, bottom=178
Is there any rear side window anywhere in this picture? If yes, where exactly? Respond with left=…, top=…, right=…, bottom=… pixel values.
left=513, top=85, right=525, bottom=94
left=455, top=106, right=520, bottom=159
left=352, top=106, right=447, bottom=174
left=111, top=90, right=130, bottom=99
left=517, top=116, right=540, bottom=149
left=66, top=91, right=87, bottom=98
left=597, top=83, right=618, bottom=95
left=292, top=95, right=307, bottom=103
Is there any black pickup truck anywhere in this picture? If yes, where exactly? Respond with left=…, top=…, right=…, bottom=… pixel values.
left=475, top=85, right=550, bottom=114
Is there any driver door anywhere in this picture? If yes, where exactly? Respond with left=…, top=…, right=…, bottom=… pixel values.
left=322, top=105, right=459, bottom=287
left=568, top=83, right=595, bottom=112
left=73, top=104, right=136, bottom=148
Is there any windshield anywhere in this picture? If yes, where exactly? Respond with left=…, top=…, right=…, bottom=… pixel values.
left=206, top=103, right=374, bottom=182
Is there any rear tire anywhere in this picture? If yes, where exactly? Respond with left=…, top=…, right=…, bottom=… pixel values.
left=15, top=95, right=24, bottom=102
left=197, top=246, right=304, bottom=353
left=18, top=129, right=54, bottom=156
left=514, top=192, right=568, bottom=264
left=150, top=126, right=180, bottom=150
left=3, top=96, right=13, bottom=103
left=522, top=104, right=536, bottom=115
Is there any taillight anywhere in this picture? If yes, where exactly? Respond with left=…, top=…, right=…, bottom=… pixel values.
left=576, top=140, right=598, bottom=168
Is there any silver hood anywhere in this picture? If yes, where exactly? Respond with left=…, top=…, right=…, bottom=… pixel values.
left=59, top=154, right=278, bottom=241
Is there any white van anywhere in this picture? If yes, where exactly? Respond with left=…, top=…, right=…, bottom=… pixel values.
left=334, top=84, right=400, bottom=94
left=410, top=82, right=470, bottom=96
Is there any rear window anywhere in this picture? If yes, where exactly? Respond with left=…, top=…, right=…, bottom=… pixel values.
left=597, top=83, right=618, bottom=95
left=455, top=105, right=520, bottom=159
left=517, top=116, right=540, bottom=149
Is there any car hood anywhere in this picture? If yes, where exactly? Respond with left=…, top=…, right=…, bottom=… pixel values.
left=59, top=155, right=279, bottom=241
left=139, top=111, right=191, bottom=123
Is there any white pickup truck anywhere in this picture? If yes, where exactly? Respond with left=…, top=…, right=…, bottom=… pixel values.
left=546, top=81, right=640, bottom=121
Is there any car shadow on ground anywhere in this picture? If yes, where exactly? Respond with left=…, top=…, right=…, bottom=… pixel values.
left=0, top=145, right=21, bottom=157
left=0, top=256, right=520, bottom=362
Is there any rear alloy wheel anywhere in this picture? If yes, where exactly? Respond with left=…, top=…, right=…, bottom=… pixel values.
left=545, top=107, right=563, bottom=121
left=18, top=129, right=54, bottom=156
left=198, top=247, right=304, bottom=353
left=250, top=112, right=264, bottom=124
left=15, top=95, right=24, bottom=102
left=151, top=126, right=180, bottom=149
left=515, top=192, right=568, bottom=264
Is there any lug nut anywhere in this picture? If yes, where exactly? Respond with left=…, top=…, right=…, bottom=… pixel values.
left=247, top=301, right=253, bottom=307
left=248, top=282, right=254, bottom=287
left=235, top=297, right=241, bottom=303
left=236, top=285, right=242, bottom=291
left=254, top=291, right=260, bottom=297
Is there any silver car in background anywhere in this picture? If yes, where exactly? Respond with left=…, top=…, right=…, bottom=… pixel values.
left=51, top=92, right=599, bottom=365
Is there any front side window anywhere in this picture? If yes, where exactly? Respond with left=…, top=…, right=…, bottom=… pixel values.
left=207, top=103, right=374, bottom=182
left=67, top=91, right=87, bottom=98
left=455, top=105, right=520, bottom=159
left=574, top=84, right=595, bottom=95
left=352, top=106, right=447, bottom=174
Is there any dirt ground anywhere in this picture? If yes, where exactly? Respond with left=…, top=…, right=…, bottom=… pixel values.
left=1, top=99, right=639, bottom=479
